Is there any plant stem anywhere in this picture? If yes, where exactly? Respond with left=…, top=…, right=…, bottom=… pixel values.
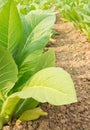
left=0, top=121, right=3, bottom=130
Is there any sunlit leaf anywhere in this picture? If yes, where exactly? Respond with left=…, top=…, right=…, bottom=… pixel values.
left=17, top=107, right=47, bottom=122
left=0, top=0, right=23, bottom=54
left=0, top=46, right=18, bottom=96
left=8, top=67, right=77, bottom=105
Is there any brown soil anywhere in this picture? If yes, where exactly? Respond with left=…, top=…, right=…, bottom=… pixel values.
left=3, top=19, right=90, bottom=130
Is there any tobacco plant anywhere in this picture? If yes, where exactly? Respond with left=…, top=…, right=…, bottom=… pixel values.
left=15, top=0, right=56, bottom=14
left=57, top=0, right=90, bottom=40
left=0, top=0, right=77, bottom=129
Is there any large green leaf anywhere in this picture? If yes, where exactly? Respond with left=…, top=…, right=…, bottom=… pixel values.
left=0, top=0, right=23, bottom=54
left=17, top=11, right=56, bottom=64
left=24, top=11, right=56, bottom=33
left=19, top=67, right=77, bottom=105
left=0, top=67, right=77, bottom=126
left=10, top=49, right=55, bottom=93
left=19, top=49, right=55, bottom=77
left=9, top=49, right=55, bottom=116
left=0, top=46, right=18, bottom=97
left=17, top=36, right=49, bottom=65
left=6, top=67, right=77, bottom=106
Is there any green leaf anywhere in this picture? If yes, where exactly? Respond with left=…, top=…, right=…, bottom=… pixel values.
left=15, top=98, right=39, bottom=116
left=0, top=46, right=18, bottom=97
left=0, top=0, right=7, bottom=9
left=10, top=49, right=55, bottom=93
left=0, top=96, right=20, bottom=123
left=7, top=50, right=55, bottom=116
left=0, top=0, right=23, bottom=54
left=34, top=49, right=55, bottom=72
left=9, top=67, right=77, bottom=105
left=18, top=11, right=56, bottom=64
left=19, top=49, right=55, bottom=77
left=23, top=11, right=56, bottom=34
left=17, top=107, right=47, bottom=122
left=0, top=67, right=77, bottom=123
left=18, top=36, right=49, bottom=65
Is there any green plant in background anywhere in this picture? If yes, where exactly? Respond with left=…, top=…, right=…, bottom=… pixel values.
left=77, top=0, right=90, bottom=39
left=0, top=0, right=55, bottom=12
left=57, top=0, right=90, bottom=40
left=14, top=0, right=56, bottom=14
left=0, top=0, right=77, bottom=129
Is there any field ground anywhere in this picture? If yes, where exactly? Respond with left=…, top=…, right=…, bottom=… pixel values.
left=3, top=17, right=90, bottom=130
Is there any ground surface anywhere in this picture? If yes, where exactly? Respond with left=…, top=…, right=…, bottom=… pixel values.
left=3, top=18, right=90, bottom=130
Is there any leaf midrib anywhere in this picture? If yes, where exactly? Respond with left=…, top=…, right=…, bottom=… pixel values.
left=21, top=14, right=54, bottom=55
left=7, top=0, right=11, bottom=49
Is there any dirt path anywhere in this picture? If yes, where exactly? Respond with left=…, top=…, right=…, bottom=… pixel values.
left=3, top=20, right=90, bottom=130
